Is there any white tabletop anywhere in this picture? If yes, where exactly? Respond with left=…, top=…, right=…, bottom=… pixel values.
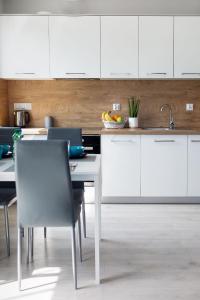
left=0, top=154, right=101, bottom=182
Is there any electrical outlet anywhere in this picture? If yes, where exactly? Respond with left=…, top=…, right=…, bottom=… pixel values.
left=14, top=103, right=32, bottom=111
left=186, top=103, right=193, bottom=112
left=113, top=103, right=121, bottom=111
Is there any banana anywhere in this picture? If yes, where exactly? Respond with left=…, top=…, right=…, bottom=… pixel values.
left=101, top=112, right=106, bottom=120
left=104, top=112, right=113, bottom=122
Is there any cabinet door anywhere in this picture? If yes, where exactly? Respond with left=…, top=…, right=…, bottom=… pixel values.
left=0, top=16, right=50, bottom=79
left=139, top=16, right=173, bottom=78
left=141, top=135, right=187, bottom=197
left=188, top=136, right=200, bottom=196
left=49, top=16, right=100, bottom=78
left=174, top=17, right=200, bottom=78
left=101, top=16, right=138, bottom=79
left=102, top=135, right=141, bottom=197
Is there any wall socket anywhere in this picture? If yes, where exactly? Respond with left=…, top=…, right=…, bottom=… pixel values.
left=113, top=103, right=121, bottom=111
left=186, top=103, right=193, bottom=111
left=14, top=103, right=32, bottom=110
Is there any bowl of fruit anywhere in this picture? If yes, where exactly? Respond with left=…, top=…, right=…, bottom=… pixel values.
left=102, top=111, right=125, bottom=129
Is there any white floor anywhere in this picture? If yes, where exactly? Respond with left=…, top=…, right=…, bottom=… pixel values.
left=1, top=192, right=200, bottom=299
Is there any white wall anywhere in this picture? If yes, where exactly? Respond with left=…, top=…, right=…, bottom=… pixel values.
left=2, top=0, right=200, bottom=15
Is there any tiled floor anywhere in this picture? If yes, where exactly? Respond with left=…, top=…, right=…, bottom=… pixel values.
left=1, top=194, right=200, bottom=299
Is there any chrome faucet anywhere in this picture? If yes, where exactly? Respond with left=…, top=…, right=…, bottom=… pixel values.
left=160, top=104, right=175, bottom=130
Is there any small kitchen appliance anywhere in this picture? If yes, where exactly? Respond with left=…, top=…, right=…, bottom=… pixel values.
left=14, top=110, right=30, bottom=128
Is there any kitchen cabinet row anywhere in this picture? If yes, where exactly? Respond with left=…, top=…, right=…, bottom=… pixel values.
left=102, top=135, right=200, bottom=198
left=0, top=16, right=200, bottom=79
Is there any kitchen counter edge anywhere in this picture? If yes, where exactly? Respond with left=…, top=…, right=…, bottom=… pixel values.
left=101, top=128, right=200, bottom=135
left=22, top=128, right=200, bottom=136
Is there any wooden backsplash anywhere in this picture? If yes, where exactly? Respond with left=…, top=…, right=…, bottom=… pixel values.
left=0, top=80, right=8, bottom=126
left=6, top=80, right=200, bottom=128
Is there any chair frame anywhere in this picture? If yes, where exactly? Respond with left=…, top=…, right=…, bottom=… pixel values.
left=47, top=127, right=87, bottom=238
left=18, top=223, right=79, bottom=290
left=16, top=140, right=82, bottom=290
left=2, top=204, right=10, bottom=256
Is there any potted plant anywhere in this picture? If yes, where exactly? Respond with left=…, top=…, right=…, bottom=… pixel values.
left=12, top=128, right=23, bottom=160
left=128, top=96, right=140, bottom=128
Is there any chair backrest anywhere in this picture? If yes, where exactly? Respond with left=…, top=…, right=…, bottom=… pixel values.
left=15, top=140, right=75, bottom=228
left=0, top=127, right=20, bottom=152
left=48, top=128, right=82, bottom=146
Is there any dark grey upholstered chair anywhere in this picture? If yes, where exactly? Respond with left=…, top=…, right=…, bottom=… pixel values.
left=0, top=127, right=20, bottom=152
left=48, top=128, right=87, bottom=238
left=15, top=140, right=83, bottom=289
left=0, top=182, right=16, bottom=256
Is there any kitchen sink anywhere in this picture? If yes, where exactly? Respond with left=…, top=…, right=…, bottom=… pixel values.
left=143, top=127, right=171, bottom=130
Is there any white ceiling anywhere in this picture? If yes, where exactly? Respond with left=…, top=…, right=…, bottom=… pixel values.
left=2, top=0, right=200, bottom=15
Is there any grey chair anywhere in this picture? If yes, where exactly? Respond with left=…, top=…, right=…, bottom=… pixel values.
left=0, top=182, right=16, bottom=256
left=48, top=128, right=87, bottom=238
left=15, top=140, right=83, bottom=290
left=0, top=127, right=20, bottom=152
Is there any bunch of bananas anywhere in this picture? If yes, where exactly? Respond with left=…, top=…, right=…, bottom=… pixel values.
left=102, top=111, right=124, bottom=123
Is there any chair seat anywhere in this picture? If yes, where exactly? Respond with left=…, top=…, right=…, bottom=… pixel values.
left=0, top=188, right=16, bottom=205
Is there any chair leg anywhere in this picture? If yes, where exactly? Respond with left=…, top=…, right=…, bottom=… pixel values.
left=77, top=216, right=83, bottom=262
left=18, top=227, right=22, bottom=291
left=44, top=227, right=47, bottom=239
left=82, top=200, right=86, bottom=238
left=4, top=205, right=10, bottom=256
left=21, top=227, right=24, bottom=238
left=71, top=226, right=77, bottom=289
left=27, top=228, right=31, bottom=264
left=31, top=228, right=34, bottom=262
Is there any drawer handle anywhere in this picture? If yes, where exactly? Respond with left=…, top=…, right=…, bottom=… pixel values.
left=181, top=73, right=200, bottom=75
left=15, top=72, right=36, bottom=75
left=111, top=139, right=135, bottom=143
left=65, top=72, right=86, bottom=75
left=110, top=72, right=133, bottom=76
left=84, top=146, right=94, bottom=150
left=147, top=72, right=167, bottom=75
left=191, top=140, right=200, bottom=142
left=154, top=140, right=175, bottom=143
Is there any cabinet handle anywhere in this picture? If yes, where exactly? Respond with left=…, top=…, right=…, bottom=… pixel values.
left=110, top=72, right=133, bottom=76
left=154, top=140, right=175, bottom=143
left=111, top=139, right=135, bottom=143
left=15, top=72, right=36, bottom=75
left=84, top=146, right=94, bottom=150
left=191, top=140, right=200, bottom=142
left=65, top=72, right=86, bottom=75
left=181, top=73, right=200, bottom=75
left=147, top=72, right=167, bottom=75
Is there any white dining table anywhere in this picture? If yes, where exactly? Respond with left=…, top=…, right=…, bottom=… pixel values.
left=0, top=154, right=102, bottom=285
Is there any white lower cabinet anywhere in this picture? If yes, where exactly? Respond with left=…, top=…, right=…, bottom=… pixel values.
left=102, top=135, right=141, bottom=197
left=188, top=136, right=200, bottom=196
left=141, top=135, right=187, bottom=197
left=102, top=134, right=200, bottom=199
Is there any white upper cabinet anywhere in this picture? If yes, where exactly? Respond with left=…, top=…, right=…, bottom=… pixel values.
left=101, top=16, right=139, bottom=78
left=174, top=17, right=200, bottom=78
left=0, top=16, right=50, bottom=79
left=141, top=135, right=187, bottom=197
left=49, top=16, right=100, bottom=78
left=139, top=16, right=173, bottom=78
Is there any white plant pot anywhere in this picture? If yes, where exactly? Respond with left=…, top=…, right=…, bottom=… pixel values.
left=129, top=117, right=138, bottom=128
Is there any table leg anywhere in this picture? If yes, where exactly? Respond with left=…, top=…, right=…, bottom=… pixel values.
left=94, top=173, right=101, bottom=284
